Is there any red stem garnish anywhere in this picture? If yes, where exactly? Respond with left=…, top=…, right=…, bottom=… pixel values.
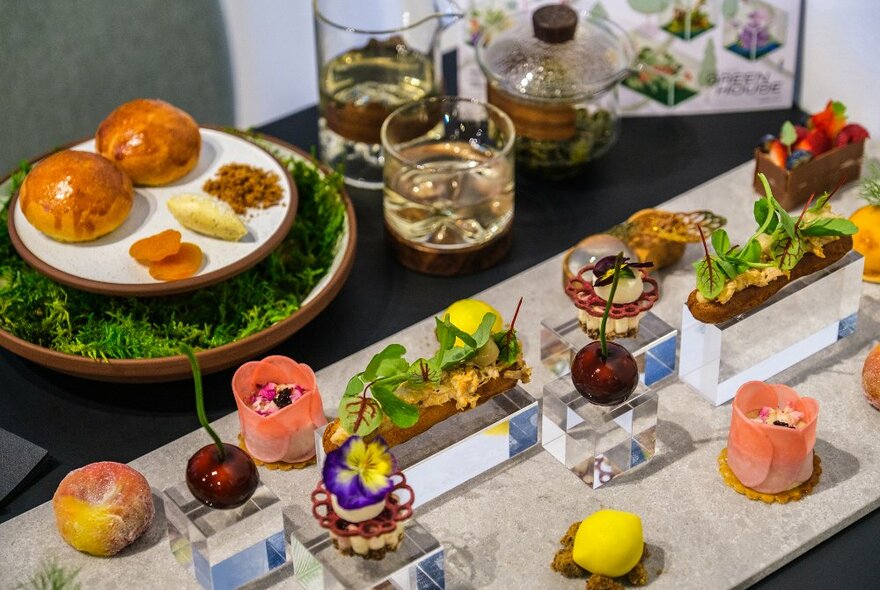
left=347, top=380, right=379, bottom=433
left=795, top=192, right=815, bottom=230
left=420, top=359, right=430, bottom=382
left=502, top=297, right=523, bottom=351
left=698, top=226, right=715, bottom=286
left=827, top=174, right=847, bottom=202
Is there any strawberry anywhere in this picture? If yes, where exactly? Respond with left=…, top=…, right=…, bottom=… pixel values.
left=767, top=139, right=786, bottom=168
left=809, top=100, right=847, bottom=140
left=795, top=125, right=809, bottom=143
left=834, top=123, right=870, bottom=147
left=794, top=128, right=832, bottom=156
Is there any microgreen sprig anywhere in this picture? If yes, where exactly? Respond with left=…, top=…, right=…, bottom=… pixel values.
left=338, top=301, right=524, bottom=437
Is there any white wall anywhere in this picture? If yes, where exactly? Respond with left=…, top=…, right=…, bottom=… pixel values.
left=220, top=1, right=879, bottom=135
left=799, top=0, right=880, bottom=136
left=218, top=0, right=463, bottom=128
left=219, top=0, right=319, bottom=128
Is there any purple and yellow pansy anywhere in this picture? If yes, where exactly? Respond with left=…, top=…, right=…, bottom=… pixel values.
left=322, top=436, right=396, bottom=510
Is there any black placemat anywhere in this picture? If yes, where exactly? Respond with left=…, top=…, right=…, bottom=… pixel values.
left=0, top=428, right=47, bottom=503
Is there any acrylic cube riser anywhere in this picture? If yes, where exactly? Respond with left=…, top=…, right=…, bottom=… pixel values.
left=542, top=376, right=659, bottom=489
left=679, top=250, right=864, bottom=406
left=315, top=386, right=538, bottom=508
left=290, top=519, right=445, bottom=590
left=164, top=481, right=287, bottom=590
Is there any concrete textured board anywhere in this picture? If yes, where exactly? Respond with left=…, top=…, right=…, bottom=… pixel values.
left=1, top=144, right=879, bottom=589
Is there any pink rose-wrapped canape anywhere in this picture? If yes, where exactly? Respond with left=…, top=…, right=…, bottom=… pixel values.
left=727, top=381, right=818, bottom=494
left=233, top=355, right=327, bottom=464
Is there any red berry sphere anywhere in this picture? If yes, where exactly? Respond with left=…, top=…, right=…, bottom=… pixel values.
left=186, top=443, right=259, bottom=509
left=571, top=341, right=638, bottom=406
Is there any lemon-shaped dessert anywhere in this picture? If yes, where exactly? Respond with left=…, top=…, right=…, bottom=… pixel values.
left=572, top=509, right=644, bottom=577
left=850, top=204, right=880, bottom=283
left=443, top=299, right=504, bottom=344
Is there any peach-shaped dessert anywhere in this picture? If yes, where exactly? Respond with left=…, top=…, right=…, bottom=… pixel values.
left=233, top=355, right=327, bottom=464
left=727, top=381, right=818, bottom=495
left=863, top=344, right=880, bottom=410
left=53, top=462, right=154, bottom=556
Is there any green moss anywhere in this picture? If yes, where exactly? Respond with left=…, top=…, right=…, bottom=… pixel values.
left=0, top=137, right=347, bottom=360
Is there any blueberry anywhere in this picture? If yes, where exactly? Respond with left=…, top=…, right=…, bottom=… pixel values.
left=757, top=134, right=776, bottom=153
left=785, top=149, right=813, bottom=170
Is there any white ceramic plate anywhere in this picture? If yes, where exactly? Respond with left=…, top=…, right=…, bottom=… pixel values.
left=7, top=128, right=297, bottom=296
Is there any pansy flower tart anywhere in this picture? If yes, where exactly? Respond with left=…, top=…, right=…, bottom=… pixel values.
left=312, top=436, right=414, bottom=559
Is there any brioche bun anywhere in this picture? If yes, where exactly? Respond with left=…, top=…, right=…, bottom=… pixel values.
left=96, top=99, right=200, bottom=186
left=18, top=150, right=133, bottom=242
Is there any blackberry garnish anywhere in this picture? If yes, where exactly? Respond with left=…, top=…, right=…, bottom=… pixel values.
left=274, top=387, right=293, bottom=409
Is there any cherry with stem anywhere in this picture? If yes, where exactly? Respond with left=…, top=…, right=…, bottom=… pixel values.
left=570, top=252, right=639, bottom=406
left=181, top=344, right=259, bottom=509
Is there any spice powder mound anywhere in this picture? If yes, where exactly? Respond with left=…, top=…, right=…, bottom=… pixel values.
left=202, top=163, right=283, bottom=215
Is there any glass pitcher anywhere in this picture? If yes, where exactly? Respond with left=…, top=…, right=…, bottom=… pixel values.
left=313, top=0, right=463, bottom=189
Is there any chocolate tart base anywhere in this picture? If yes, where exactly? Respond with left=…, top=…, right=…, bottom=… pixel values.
left=718, top=447, right=822, bottom=504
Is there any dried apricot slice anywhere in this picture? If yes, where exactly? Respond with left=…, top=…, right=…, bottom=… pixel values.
left=129, top=229, right=182, bottom=263
left=148, top=242, right=203, bottom=281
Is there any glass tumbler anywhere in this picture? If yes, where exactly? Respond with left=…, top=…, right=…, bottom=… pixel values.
left=381, top=96, right=515, bottom=260
left=313, top=0, right=462, bottom=189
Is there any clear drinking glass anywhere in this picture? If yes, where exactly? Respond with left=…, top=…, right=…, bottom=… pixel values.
left=381, top=96, right=515, bottom=250
left=313, top=0, right=463, bottom=189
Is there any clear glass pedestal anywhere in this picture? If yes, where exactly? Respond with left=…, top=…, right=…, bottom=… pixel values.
left=316, top=386, right=538, bottom=507
left=541, top=309, right=677, bottom=387
left=679, top=250, right=864, bottom=406
left=290, top=519, right=444, bottom=590
left=541, top=376, right=659, bottom=489
left=164, top=482, right=287, bottom=590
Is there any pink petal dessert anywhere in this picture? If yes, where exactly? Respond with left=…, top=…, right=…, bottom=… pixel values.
left=233, top=355, right=327, bottom=464
left=727, top=381, right=819, bottom=494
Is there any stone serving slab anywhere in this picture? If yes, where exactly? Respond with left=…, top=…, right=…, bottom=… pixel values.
left=1, top=145, right=878, bottom=589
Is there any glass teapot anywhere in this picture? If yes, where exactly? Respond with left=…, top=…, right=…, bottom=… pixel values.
left=313, top=0, right=463, bottom=189
left=476, top=3, right=633, bottom=179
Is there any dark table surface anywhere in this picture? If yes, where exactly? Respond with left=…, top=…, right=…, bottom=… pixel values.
left=1, top=103, right=877, bottom=588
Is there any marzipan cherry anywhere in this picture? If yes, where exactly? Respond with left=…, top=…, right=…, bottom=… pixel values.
left=571, top=341, right=638, bottom=405
left=186, top=443, right=259, bottom=509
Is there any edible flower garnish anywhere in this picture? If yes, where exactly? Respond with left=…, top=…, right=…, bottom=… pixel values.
left=250, top=382, right=306, bottom=416
left=750, top=404, right=805, bottom=429
left=592, top=256, right=653, bottom=287
left=322, top=436, right=396, bottom=509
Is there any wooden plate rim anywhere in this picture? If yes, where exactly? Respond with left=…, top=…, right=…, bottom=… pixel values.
left=0, top=133, right=357, bottom=382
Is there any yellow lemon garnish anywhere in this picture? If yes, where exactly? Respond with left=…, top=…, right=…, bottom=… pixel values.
left=572, top=509, right=644, bottom=578
left=443, top=299, right=504, bottom=346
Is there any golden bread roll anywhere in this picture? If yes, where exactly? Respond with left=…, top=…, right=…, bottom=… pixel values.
left=18, top=150, right=133, bottom=242
left=96, top=99, right=201, bottom=186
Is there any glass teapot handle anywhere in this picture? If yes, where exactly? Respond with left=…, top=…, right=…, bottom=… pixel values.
left=433, top=0, right=464, bottom=31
